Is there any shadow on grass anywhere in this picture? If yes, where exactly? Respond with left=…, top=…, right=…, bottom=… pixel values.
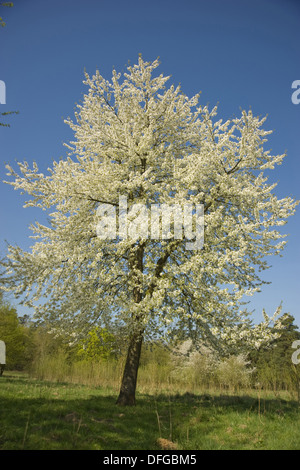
left=0, top=375, right=299, bottom=450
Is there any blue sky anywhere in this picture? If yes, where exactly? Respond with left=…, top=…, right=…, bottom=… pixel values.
left=0, top=0, right=299, bottom=327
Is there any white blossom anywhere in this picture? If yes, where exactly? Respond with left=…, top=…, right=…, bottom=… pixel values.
left=1, top=56, right=298, bottom=351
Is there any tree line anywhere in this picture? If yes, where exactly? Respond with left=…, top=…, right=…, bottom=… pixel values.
left=1, top=293, right=299, bottom=396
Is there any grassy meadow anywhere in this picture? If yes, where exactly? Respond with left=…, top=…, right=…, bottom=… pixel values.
left=0, top=370, right=299, bottom=450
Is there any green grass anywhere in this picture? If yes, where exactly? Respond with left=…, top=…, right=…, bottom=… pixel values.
left=0, top=372, right=299, bottom=450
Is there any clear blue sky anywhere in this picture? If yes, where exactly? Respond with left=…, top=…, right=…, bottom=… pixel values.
left=0, top=0, right=299, bottom=326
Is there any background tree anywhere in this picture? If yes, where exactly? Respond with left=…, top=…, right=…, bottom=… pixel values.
left=1, top=57, right=298, bottom=405
left=76, top=326, right=117, bottom=361
left=0, top=294, right=33, bottom=369
left=250, top=313, right=300, bottom=392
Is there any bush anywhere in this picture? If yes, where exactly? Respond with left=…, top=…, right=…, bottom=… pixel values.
left=216, top=354, right=254, bottom=391
left=170, top=340, right=218, bottom=389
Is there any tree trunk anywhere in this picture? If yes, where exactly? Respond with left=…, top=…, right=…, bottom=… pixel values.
left=116, top=241, right=145, bottom=405
left=116, top=330, right=143, bottom=405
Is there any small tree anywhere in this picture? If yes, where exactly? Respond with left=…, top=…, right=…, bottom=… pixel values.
left=216, top=354, right=254, bottom=391
left=76, top=327, right=117, bottom=361
left=251, top=313, right=300, bottom=392
left=171, top=339, right=218, bottom=389
left=1, top=57, right=297, bottom=404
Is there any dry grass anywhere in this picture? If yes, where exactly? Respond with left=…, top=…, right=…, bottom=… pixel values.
left=156, top=437, right=178, bottom=450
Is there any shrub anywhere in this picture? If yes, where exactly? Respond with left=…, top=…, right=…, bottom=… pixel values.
left=216, top=354, right=254, bottom=391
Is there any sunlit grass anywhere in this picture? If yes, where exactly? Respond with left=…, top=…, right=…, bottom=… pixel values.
left=0, top=373, right=299, bottom=450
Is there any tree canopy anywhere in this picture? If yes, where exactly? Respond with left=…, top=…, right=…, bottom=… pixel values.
left=1, top=57, right=298, bottom=403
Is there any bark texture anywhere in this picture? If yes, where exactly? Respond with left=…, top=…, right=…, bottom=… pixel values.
left=116, top=242, right=144, bottom=406
left=116, top=331, right=143, bottom=406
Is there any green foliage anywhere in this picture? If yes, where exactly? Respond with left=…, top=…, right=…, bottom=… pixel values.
left=76, top=327, right=117, bottom=361
left=140, top=341, right=171, bottom=367
left=0, top=297, right=33, bottom=369
left=250, top=314, right=300, bottom=392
